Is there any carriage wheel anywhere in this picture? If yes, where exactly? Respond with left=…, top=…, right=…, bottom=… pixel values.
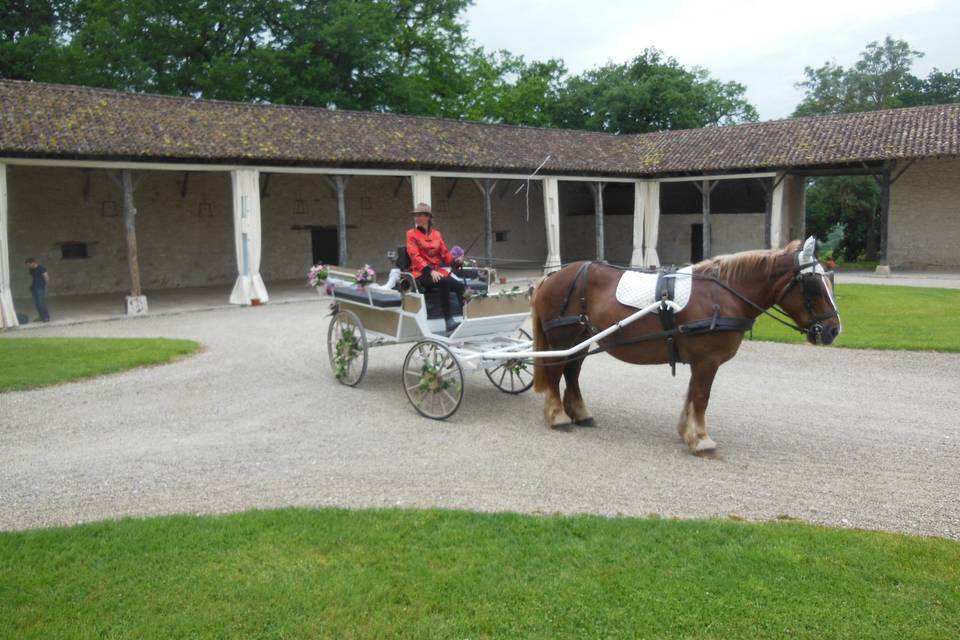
left=327, top=309, right=368, bottom=387
left=484, top=328, right=534, bottom=394
left=402, top=340, right=464, bottom=420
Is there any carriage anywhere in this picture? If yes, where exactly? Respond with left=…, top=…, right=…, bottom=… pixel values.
left=321, top=260, right=538, bottom=419
left=319, top=237, right=842, bottom=456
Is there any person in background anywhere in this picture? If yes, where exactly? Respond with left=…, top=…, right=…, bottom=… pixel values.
left=405, top=202, right=464, bottom=332
left=25, top=258, right=50, bottom=322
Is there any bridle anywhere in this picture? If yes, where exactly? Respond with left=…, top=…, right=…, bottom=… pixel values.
left=769, top=254, right=840, bottom=339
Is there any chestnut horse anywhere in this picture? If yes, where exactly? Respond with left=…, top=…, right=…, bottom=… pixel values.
left=531, top=238, right=841, bottom=454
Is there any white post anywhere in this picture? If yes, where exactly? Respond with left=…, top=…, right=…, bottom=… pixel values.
left=0, top=163, right=18, bottom=328
left=543, top=177, right=561, bottom=273
left=770, top=171, right=786, bottom=249
left=631, top=181, right=646, bottom=267
left=411, top=173, right=432, bottom=209
left=229, top=169, right=269, bottom=305
left=642, top=181, right=661, bottom=267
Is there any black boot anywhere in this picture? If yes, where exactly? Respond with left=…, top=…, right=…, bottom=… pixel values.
left=445, top=317, right=460, bottom=333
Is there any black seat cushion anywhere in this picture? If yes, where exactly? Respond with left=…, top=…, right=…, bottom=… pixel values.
left=332, top=286, right=402, bottom=308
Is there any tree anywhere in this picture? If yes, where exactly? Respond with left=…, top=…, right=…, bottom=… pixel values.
left=795, top=36, right=960, bottom=260
left=548, top=49, right=757, bottom=134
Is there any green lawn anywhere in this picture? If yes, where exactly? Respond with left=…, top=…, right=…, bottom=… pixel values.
left=749, top=284, right=960, bottom=352
left=0, top=337, right=200, bottom=392
left=0, top=508, right=956, bottom=639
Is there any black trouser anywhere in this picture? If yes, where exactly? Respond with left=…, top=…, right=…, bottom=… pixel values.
left=417, top=273, right=466, bottom=319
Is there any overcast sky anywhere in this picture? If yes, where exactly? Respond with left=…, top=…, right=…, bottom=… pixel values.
left=463, top=0, right=960, bottom=121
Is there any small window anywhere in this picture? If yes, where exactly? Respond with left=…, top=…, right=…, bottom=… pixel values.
left=495, top=231, right=509, bottom=242
left=61, top=242, right=88, bottom=260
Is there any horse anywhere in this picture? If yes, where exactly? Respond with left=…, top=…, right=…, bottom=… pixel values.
left=530, top=237, right=841, bottom=455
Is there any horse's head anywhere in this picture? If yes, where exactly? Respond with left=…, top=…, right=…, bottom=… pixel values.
left=775, top=237, right=842, bottom=345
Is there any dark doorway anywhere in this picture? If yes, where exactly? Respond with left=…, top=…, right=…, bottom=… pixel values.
left=311, top=228, right=338, bottom=265
left=691, top=224, right=703, bottom=263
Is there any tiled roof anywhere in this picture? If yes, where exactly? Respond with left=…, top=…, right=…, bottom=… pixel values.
left=1, top=80, right=959, bottom=176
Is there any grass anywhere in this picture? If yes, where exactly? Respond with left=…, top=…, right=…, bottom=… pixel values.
left=749, top=283, right=960, bottom=352
left=0, top=337, right=200, bottom=392
left=0, top=508, right=957, bottom=639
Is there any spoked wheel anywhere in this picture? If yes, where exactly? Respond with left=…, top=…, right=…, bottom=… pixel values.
left=484, top=328, right=534, bottom=394
left=327, top=309, right=368, bottom=386
left=402, top=340, right=464, bottom=420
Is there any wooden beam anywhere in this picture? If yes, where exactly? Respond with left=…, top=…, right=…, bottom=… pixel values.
left=701, top=179, right=714, bottom=259
left=120, top=169, right=142, bottom=297
left=878, top=160, right=894, bottom=267
left=473, top=178, right=497, bottom=266
left=890, top=159, right=915, bottom=185
left=760, top=177, right=774, bottom=249
left=498, top=180, right=512, bottom=200
left=180, top=172, right=190, bottom=199
left=446, top=177, right=459, bottom=200
left=393, top=176, right=408, bottom=198
left=325, top=175, right=351, bottom=266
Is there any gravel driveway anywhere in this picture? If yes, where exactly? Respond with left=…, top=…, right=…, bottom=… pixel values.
left=1, top=300, right=958, bottom=539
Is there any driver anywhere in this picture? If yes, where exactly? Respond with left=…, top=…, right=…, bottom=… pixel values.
left=405, top=202, right=465, bottom=332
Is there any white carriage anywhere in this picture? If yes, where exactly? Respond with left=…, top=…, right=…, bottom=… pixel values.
left=321, top=264, right=536, bottom=419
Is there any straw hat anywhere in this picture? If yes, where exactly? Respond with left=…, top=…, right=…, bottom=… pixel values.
left=410, top=202, right=433, bottom=216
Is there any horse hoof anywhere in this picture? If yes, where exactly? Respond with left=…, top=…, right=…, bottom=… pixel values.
left=692, top=437, right=719, bottom=458
left=575, top=417, right=596, bottom=427
left=693, top=448, right=721, bottom=460
left=550, top=422, right=574, bottom=432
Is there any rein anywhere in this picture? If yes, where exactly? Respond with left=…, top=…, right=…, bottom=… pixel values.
left=533, top=258, right=838, bottom=370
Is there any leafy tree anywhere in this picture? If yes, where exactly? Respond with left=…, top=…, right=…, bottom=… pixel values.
left=0, top=0, right=69, bottom=80
left=548, top=48, right=757, bottom=133
left=456, top=48, right=566, bottom=126
left=795, top=36, right=960, bottom=260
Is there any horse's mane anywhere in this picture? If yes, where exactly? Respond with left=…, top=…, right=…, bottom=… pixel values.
left=698, top=240, right=801, bottom=283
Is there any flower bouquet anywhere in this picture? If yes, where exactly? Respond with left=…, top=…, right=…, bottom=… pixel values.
left=355, top=264, right=376, bottom=288
left=307, top=263, right=329, bottom=287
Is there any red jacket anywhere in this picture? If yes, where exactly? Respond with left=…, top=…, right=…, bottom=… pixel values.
left=406, top=225, right=455, bottom=279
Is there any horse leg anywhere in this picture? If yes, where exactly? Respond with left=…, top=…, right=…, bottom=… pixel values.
left=562, top=355, right=594, bottom=426
left=542, top=359, right=570, bottom=429
left=677, top=360, right=720, bottom=454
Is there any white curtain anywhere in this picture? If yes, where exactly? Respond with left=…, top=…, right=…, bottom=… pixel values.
left=769, top=172, right=786, bottom=249
left=630, top=181, right=646, bottom=267
left=542, top=177, right=561, bottom=273
left=229, top=169, right=269, bottom=305
left=0, top=164, right=18, bottom=329
left=411, top=173, right=431, bottom=208
left=642, top=181, right=661, bottom=267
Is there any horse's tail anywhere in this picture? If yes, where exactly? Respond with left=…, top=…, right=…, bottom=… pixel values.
left=531, top=280, right=548, bottom=393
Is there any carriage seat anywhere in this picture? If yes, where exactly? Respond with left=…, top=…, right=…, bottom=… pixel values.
left=331, top=285, right=403, bottom=308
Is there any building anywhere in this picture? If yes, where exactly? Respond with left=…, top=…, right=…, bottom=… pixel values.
left=1, top=80, right=958, bottom=328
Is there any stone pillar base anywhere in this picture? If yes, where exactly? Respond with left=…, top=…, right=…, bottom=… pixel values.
left=125, top=295, right=148, bottom=315
left=874, top=264, right=891, bottom=276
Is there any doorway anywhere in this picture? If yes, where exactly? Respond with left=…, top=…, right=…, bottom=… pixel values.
left=690, top=223, right=703, bottom=263
left=311, top=228, right=339, bottom=266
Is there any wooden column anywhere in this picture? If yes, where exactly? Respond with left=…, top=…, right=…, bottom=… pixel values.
left=876, top=160, right=894, bottom=273
left=326, top=175, right=350, bottom=266
left=109, top=169, right=146, bottom=313
left=694, top=180, right=718, bottom=259
left=473, top=178, right=497, bottom=267
left=588, top=182, right=606, bottom=261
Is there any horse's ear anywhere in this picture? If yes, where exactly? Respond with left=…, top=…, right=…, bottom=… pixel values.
left=802, top=236, right=817, bottom=260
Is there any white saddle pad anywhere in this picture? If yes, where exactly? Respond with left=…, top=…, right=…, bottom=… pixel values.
left=615, top=266, right=694, bottom=312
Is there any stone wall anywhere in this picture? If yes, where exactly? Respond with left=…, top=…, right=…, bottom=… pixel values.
left=889, top=157, right=960, bottom=269
left=6, top=166, right=549, bottom=298
left=658, top=213, right=766, bottom=265
left=7, top=166, right=234, bottom=298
